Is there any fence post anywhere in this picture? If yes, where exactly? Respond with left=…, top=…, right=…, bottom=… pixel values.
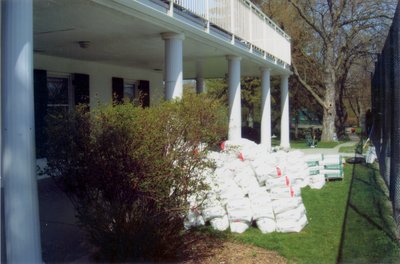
left=390, top=4, right=400, bottom=228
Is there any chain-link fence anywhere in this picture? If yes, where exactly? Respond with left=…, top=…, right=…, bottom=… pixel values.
left=371, top=2, right=400, bottom=226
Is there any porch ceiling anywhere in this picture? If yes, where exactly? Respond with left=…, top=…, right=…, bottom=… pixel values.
left=34, top=0, right=286, bottom=79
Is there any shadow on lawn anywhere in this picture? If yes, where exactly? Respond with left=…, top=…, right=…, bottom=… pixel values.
left=337, top=151, right=400, bottom=263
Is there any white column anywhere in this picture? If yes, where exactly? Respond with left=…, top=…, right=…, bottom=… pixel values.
left=227, top=56, right=242, bottom=141
left=260, top=67, right=272, bottom=150
left=280, top=74, right=290, bottom=149
left=196, top=77, right=206, bottom=94
left=2, top=0, right=43, bottom=262
left=162, top=32, right=184, bottom=100
left=196, top=61, right=206, bottom=94
left=230, top=0, right=235, bottom=44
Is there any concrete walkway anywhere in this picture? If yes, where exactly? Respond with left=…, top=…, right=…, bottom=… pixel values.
left=38, top=178, right=91, bottom=263
left=1, top=178, right=91, bottom=263
left=297, top=134, right=362, bottom=157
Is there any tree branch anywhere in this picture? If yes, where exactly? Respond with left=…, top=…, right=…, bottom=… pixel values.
left=288, top=0, right=327, bottom=44
left=292, top=62, right=326, bottom=109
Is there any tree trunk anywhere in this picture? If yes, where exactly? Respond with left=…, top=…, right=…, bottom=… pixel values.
left=321, top=49, right=337, bottom=142
left=321, top=103, right=336, bottom=141
left=335, top=79, right=348, bottom=139
left=359, top=103, right=365, bottom=132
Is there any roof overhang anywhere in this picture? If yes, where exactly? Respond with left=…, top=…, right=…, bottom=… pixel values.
left=34, top=0, right=291, bottom=79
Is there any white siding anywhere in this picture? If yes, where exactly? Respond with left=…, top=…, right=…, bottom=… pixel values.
left=34, top=54, right=164, bottom=108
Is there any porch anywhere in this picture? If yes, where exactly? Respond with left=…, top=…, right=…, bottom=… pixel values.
left=1, top=0, right=292, bottom=262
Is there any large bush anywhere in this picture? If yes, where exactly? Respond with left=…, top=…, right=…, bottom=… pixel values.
left=46, top=93, right=227, bottom=262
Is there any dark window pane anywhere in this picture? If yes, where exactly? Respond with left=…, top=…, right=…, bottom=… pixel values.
left=48, top=77, right=68, bottom=104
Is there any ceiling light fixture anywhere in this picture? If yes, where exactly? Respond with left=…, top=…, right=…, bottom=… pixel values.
left=78, top=41, right=91, bottom=49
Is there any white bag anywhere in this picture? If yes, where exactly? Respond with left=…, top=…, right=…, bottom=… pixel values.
left=226, top=198, right=253, bottom=222
left=210, top=215, right=230, bottom=231
left=202, top=204, right=226, bottom=222
left=253, top=164, right=275, bottom=185
left=275, top=204, right=306, bottom=221
left=271, top=197, right=302, bottom=214
left=366, top=146, right=377, bottom=164
left=309, top=174, right=326, bottom=189
left=256, top=218, right=276, bottom=234
left=270, top=186, right=299, bottom=200
left=276, top=214, right=308, bottom=233
left=218, top=182, right=244, bottom=205
left=184, top=209, right=205, bottom=229
left=305, top=153, right=323, bottom=162
left=233, top=167, right=259, bottom=195
left=229, top=221, right=250, bottom=233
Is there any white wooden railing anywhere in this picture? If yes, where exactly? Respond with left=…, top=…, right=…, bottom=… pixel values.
left=171, top=0, right=291, bottom=65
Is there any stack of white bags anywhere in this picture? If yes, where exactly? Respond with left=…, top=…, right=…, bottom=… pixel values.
left=185, top=138, right=331, bottom=234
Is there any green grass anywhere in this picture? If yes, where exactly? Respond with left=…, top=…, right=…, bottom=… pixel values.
left=207, top=163, right=400, bottom=263
left=229, top=169, right=352, bottom=264
left=291, top=140, right=341, bottom=149
left=338, top=142, right=368, bottom=154
left=272, top=138, right=341, bottom=149
left=338, top=146, right=356, bottom=153
left=339, top=164, right=400, bottom=263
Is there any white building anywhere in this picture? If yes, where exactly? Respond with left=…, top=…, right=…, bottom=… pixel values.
left=1, top=0, right=291, bottom=262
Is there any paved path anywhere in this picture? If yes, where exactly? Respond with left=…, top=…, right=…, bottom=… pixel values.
left=1, top=179, right=91, bottom=263
left=297, top=134, right=362, bottom=157
left=38, top=178, right=91, bottom=263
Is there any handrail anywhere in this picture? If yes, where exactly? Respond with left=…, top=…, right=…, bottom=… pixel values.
left=171, top=0, right=291, bottom=65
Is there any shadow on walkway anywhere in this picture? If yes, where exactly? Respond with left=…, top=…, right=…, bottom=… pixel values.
left=1, top=178, right=91, bottom=263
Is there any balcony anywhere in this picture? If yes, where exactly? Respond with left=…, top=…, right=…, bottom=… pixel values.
left=147, top=0, right=291, bottom=67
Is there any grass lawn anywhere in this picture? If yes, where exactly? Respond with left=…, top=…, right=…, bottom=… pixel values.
left=272, top=138, right=341, bottom=149
left=338, top=138, right=370, bottom=154
left=211, top=163, right=400, bottom=263
left=228, top=169, right=352, bottom=264
left=339, top=163, right=400, bottom=263
left=338, top=145, right=356, bottom=153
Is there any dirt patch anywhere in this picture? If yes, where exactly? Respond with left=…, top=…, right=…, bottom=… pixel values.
left=180, top=234, right=286, bottom=264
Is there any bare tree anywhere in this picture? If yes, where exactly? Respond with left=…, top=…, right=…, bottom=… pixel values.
left=286, top=0, right=395, bottom=141
left=344, top=60, right=373, bottom=129
left=255, top=0, right=395, bottom=141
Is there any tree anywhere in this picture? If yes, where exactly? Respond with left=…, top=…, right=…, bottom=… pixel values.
left=289, top=0, right=395, bottom=141
left=256, top=0, right=395, bottom=141
left=344, top=58, right=373, bottom=129
left=241, top=77, right=261, bottom=128
left=205, top=77, right=283, bottom=141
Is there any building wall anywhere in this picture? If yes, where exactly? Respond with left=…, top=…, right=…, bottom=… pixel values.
left=34, top=54, right=164, bottom=108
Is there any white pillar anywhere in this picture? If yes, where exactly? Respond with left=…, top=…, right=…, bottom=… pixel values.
left=196, top=61, right=206, bottom=94
left=196, top=77, right=206, bottom=94
left=2, top=0, right=43, bottom=262
left=260, top=67, right=272, bottom=150
left=162, top=32, right=184, bottom=100
left=280, top=74, right=290, bottom=149
left=227, top=56, right=242, bottom=141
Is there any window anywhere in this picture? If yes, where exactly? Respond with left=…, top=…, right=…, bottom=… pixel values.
left=47, top=74, right=73, bottom=116
left=124, top=80, right=136, bottom=102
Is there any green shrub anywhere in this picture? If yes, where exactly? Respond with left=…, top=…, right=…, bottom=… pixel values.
left=46, top=93, right=227, bottom=262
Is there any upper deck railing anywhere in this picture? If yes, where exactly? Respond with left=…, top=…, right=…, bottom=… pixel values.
left=170, top=0, right=291, bottom=65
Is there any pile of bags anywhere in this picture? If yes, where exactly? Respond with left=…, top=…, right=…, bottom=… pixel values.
left=306, top=153, right=344, bottom=183
left=185, top=139, right=341, bottom=234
